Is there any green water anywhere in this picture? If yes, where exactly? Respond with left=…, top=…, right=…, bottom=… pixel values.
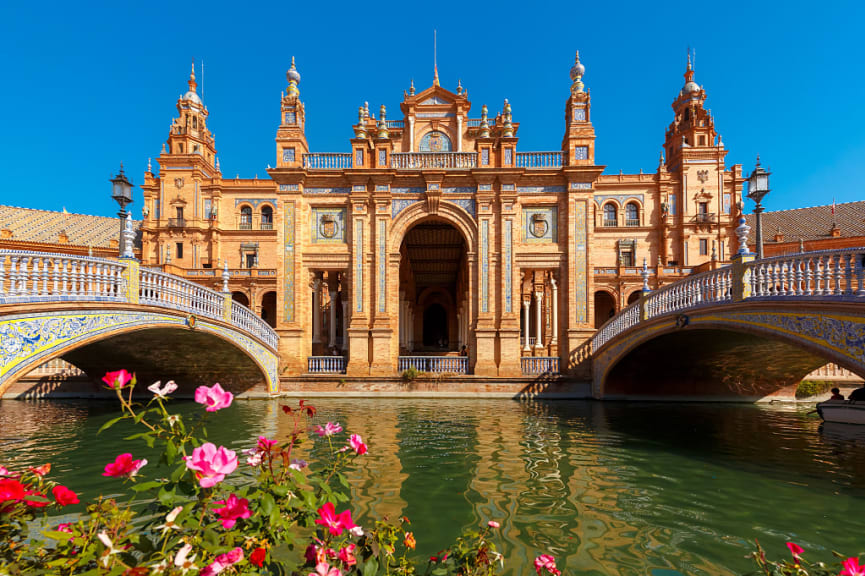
left=2, top=398, right=865, bottom=575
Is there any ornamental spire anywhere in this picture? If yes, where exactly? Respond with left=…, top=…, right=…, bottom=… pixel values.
left=188, top=59, right=197, bottom=93
left=569, top=50, right=585, bottom=95
left=286, top=56, right=301, bottom=98
left=433, top=30, right=440, bottom=87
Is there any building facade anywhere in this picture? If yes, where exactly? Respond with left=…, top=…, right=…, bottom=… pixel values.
left=138, top=53, right=745, bottom=377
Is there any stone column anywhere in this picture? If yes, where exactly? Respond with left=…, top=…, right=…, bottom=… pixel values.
left=550, top=276, right=558, bottom=346
left=534, top=290, right=543, bottom=355
left=341, top=299, right=348, bottom=351
left=328, top=276, right=337, bottom=349
left=522, top=298, right=531, bottom=353
left=311, top=277, right=321, bottom=344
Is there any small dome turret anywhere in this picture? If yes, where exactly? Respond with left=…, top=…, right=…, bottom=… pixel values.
left=570, top=51, right=586, bottom=95
left=286, top=57, right=301, bottom=97
left=183, top=61, right=202, bottom=105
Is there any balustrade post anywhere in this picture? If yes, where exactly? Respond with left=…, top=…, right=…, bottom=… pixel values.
left=0, top=255, right=5, bottom=296
left=731, top=253, right=755, bottom=302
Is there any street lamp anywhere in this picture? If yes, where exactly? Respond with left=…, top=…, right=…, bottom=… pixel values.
left=110, top=163, right=134, bottom=257
left=746, top=155, right=771, bottom=259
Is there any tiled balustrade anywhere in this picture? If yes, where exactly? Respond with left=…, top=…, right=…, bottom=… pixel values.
left=398, top=356, right=468, bottom=374
left=307, top=356, right=347, bottom=374
left=521, top=357, right=560, bottom=374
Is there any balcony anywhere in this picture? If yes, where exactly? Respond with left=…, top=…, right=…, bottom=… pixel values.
left=516, top=152, right=562, bottom=168
left=521, top=357, right=560, bottom=375
left=625, top=219, right=641, bottom=227
left=390, top=152, right=476, bottom=170
left=308, top=356, right=346, bottom=374
left=603, top=219, right=617, bottom=227
left=694, top=213, right=718, bottom=225
left=238, top=221, right=252, bottom=230
left=303, top=153, right=353, bottom=169
left=398, top=356, right=468, bottom=374
left=167, top=218, right=186, bottom=228
left=260, top=221, right=273, bottom=230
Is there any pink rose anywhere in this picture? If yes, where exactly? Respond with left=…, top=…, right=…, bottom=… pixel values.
left=310, top=562, right=342, bottom=576
left=534, top=554, right=560, bottom=576
left=194, top=383, right=234, bottom=412
left=348, top=434, right=367, bottom=455
left=842, top=557, right=865, bottom=576
left=314, top=422, right=343, bottom=437
left=148, top=380, right=178, bottom=398
left=488, top=520, right=500, bottom=528
left=315, top=502, right=357, bottom=536
left=185, top=443, right=237, bottom=488
left=212, top=494, right=252, bottom=529
left=103, top=453, right=147, bottom=478
left=102, top=369, right=133, bottom=389
left=338, top=544, right=357, bottom=567
left=257, top=436, right=278, bottom=451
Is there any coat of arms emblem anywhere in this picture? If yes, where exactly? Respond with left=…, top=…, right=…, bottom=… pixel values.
left=174, top=177, right=185, bottom=189
left=697, top=170, right=709, bottom=183
left=319, top=214, right=338, bottom=239
left=530, top=213, right=549, bottom=238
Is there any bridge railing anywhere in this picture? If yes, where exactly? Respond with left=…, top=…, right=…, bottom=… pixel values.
left=592, top=247, right=865, bottom=352
left=0, top=252, right=126, bottom=304
left=0, top=250, right=279, bottom=351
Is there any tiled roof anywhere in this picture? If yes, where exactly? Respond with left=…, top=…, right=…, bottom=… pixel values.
left=745, top=201, right=865, bottom=243
left=0, top=205, right=142, bottom=248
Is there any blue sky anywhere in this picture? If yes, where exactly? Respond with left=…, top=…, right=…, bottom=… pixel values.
left=1, top=0, right=862, bottom=218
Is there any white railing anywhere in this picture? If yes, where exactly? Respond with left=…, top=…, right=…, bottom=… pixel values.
left=592, top=247, right=865, bottom=353
left=302, top=153, right=353, bottom=169
left=521, top=357, right=560, bottom=374
left=24, top=358, right=86, bottom=378
left=307, top=356, right=346, bottom=374
left=520, top=337, right=538, bottom=347
left=0, top=252, right=126, bottom=304
left=390, top=153, right=477, bottom=170
left=398, top=356, right=468, bottom=373
left=0, top=250, right=278, bottom=351
left=749, top=249, right=865, bottom=298
left=515, top=152, right=563, bottom=168
left=385, top=120, right=404, bottom=129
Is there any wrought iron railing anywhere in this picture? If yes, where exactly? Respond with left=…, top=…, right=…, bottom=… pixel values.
left=398, top=356, right=468, bottom=373
left=167, top=218, right=186, bottom=228
left=0, top=250, right=279, bottom=351
left=515, top=152, right=562, bottom=168
left=390, top=153, right=476, bottom=170
left=307, top=356, right=346, bottom=374
left=521, top=357, right=560, bottom=374
left=302, top=153, right=353, bottom=169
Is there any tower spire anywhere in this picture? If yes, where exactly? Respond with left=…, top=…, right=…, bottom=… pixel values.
left=188, top=58, right=197, bottom=93
left=433, top=30, right=439, bottom=86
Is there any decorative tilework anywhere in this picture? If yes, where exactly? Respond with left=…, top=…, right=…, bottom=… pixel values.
left=504, top=219, right=513, bottom=313
left=355, top=222, right=364, bottom=313
left=573, top=108, right=586, bottom=121
left=284, top=111, right=296, bottom=124
left=518, top=186, right=566, bottom=194
left=392, top=187, right=424, bottom=194
left=594, top=193, right=645, bottom=206
left=378, top=149, right=387, bottom=167
left=392, top=198, right=419, bottom=218
left=310, top=208, right=346, bottom=243
left=481, top=149, right=490, bottom=166
left=502, top=184, right=515, bottom=191
left=375, top=185, right=389, bottom=192
left=355, top=149, right=364, bottom=167
left=352, top=185, right=366, bottom=192
left=428, top=183, right=440, bottom=191
left=523, top=207, right=558, bottom=243
left=279, top=184, right=300, bottom=191
left=479, top=183, right=492, bottom=191
left=481, top=220, right=489, bottom=313
left=574, top=146, right=589, bottom=160
left=378, top=219, right=386, bottom=313
left=504, top=149, right=513, bottom=165
left=444, top=187, right=477, bottom=194
left=574, top=201, right=587, bottom=323
left=417, top=112, right=454, bottom=118
left=235, top=198, right=276, bottom=208
left=283, top=202, right=295, bottom=322
left=570, top=182, right=592, bottom=190
left=283, top=148, right=295, bottom=163
left=447, top=199, right=476, bottom=218
left=304, top=187, right=350, bottom=194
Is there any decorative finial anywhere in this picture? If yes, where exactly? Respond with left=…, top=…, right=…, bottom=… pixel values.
left=286, top=56, right=301, bottom=97
left=570, top=50, right=586, bottom=95
left=735, top=216, right=751, bottom=255
left=188, top=59, right=197, bottom=93
left=479, top=104, right=490, bottom=138
left=215, top=156, right=221, bottom=172
left=457, top=79, right=463, bottom=95
left=502, top=99, right=514, bottom=138
left=377, top=105, right=389, bottom=139
left=122, top=213, right=135, bottom=259
left=161, top=143, right=166, bottom=154
left=711, top=240, right=717, bottom=261
left=364, top=101, right=369, bottom=119
left=355, top=106, right=368, bottom=139
left=222, top=259, right=230, bottom=292
left=641, top=258, right=650, bottom=292
left=165, top=243, right=172, bottom=264
left=410, top=79, right=415, bottom=96
left=147, top=158, right=152, bottom=173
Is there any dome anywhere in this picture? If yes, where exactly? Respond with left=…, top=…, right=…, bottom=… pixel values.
left=287, top=56, right=301, bottom=85
left=184, top=90, right=202, bottom=105
left=684, top=81, right=699, bottom=93
left=569, top=51, right=585, bottom=82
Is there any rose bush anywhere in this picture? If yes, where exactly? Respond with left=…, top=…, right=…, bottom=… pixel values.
left=751, top=540, right=865, bottom=576
left=0, top=372, right=559, bottom=575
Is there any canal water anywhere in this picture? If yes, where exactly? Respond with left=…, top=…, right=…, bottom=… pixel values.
left=2, top=398, right=864, bottom=575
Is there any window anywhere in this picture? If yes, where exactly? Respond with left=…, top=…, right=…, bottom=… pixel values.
left=260, top=205, right=273, bottom=230
left=355, top=149, right=363, bottom=167
left=179, top=143, right=184, bottom=153
left=283, top=148, right=295, bottom=163
left=481, top=148, right=490, bottom=166
left=504, top=148, right=513, bottom=165
left=378, top=149, right=386, bottom=167
left=175, top=207, right=184, bottom=220
left=699, top=239, right=708, bottom=256
left=192, top=116, right=197, bottom=128
left=603, top=203, right=617, bottom=227
left=240, top=206, right=252, bottom=230
left=617, top=240, right=635, bottom=267
left=625, top=203, right=640, bottom=227
left=669, top=194, right=677, bottom=215
left=245, top=253, right=256, bottom=268
left=698, top=202, right=708, bottom=214
left=698, top=135, right=706, bottom=146
left=175, top=243, right=183, bottom=259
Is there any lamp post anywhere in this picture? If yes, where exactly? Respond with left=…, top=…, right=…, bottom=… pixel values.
left=746, top=156, right=771, bottom=259
left=110, top=164, right=134, bottom=257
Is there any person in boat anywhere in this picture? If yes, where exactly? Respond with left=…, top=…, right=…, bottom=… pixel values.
left=829, top=388, right=845, bottom=401
left=849, top=384, right=865, bottom=402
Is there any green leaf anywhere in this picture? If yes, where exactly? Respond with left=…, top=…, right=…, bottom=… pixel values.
left=170, top=463, right=187, bottom=483
left=157, top=486, right=176, bottom=505
left=260, top=493, right=276, bottom=516
left=362, top=558, right=379, bottom=576
left=98, top=415, right=126, bottom=434
left=432, top=569, right=448, bottom=576
left=131, top=481, right=162, bottom=493
left=164, top=439, right=178, bottom=465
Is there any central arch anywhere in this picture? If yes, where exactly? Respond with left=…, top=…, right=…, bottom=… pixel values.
left=396, top=214, right=470, bottom=355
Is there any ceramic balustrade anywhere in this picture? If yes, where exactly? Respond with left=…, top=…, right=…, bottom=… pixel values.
left=390, top=152, right=477, bottom=170
left=515, top=152, right=563, bottom=168
left=398, top=356, right=468, bottom=373
left=302, top=153, right=353, bottom=169
left=0, top=252, right=125, bottom=304
left=307, top=356, right=347, bottom=374
left=520, top=357, right=560, bottom=374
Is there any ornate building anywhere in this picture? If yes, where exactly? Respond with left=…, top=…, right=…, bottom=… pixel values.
left=137, top=52, right=745, bottom=378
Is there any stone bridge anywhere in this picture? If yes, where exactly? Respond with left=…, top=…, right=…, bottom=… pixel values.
left=591, top=245, right=865, bottom=400
left=0, top=251, right=279, bottom=398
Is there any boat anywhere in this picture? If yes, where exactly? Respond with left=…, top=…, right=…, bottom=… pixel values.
left=816, top=401, right=865, bottom=425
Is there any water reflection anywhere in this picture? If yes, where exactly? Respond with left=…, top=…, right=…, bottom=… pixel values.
left=1, top=398, right=864, bottom=575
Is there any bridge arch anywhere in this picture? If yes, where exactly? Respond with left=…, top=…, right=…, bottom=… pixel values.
left=0, top=307, right=277, bottom=398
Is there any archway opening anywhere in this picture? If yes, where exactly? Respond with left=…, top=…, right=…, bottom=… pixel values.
left=594, top=291, right=616, bottom=329
left=260, top=291, right=276, bottom=327
left=231, top=292, right=249, bottom=307
left=399, top=218, right=468, bottom=354
left=627, top=291, right=642, bottom=305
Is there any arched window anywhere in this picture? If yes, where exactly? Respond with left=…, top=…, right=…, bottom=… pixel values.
left=603, top=204, right=617, bottom=227
left=419, top=130, right=452, bottom=152
left=625, top=203, right=640, bottom=226
left=240, top=206, right=252, bottom=230
left=260, top=205, right=273, bottom=230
